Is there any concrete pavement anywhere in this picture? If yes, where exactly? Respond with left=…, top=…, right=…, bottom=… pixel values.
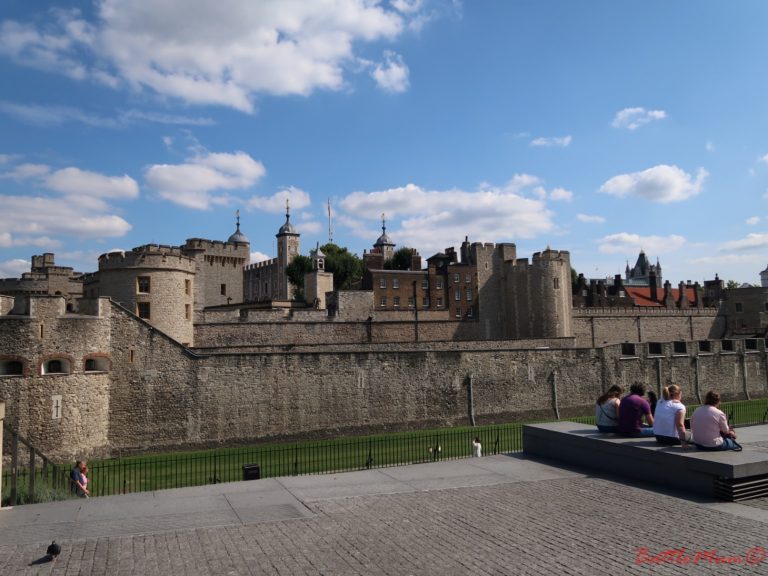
left=2, top=436, right=768, bottom=574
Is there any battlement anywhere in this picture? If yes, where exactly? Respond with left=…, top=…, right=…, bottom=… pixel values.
left=245, top=258, right=278, bottom=271
left=182, top=237, right=250, bottom=256
left=98, top=247, right=196, bottom=272
left=532, top=248, right=570, bottom=262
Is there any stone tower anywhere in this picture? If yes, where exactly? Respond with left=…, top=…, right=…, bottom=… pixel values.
left=373, top=214, right=395, bottom=262
left=304, top=243, right=334, bottom=309
left=276, top=200, right=300, bottom=301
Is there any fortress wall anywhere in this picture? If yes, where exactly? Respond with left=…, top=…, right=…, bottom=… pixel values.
left=2, top=298, right=765, bottom=461
left=571, top=311, right=724, bottom=347
left=0, top=295, right=13, bottom=315
left=0, top=297, right=112, bottom=460
left=104, top=340, right=768, bottom=456
left=193, top=319, right=483, bottom=347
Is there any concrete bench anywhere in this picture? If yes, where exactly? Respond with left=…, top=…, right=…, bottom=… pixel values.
left=523, top=421, right=768, bottom=501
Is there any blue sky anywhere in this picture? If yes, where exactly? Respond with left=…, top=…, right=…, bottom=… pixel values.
left=1, top=0, right=767, bottom=284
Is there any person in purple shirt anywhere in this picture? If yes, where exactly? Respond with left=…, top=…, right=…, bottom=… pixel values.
left=617, top=383, right=655, bottom=436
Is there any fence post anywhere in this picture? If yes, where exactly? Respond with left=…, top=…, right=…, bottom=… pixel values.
left=10, top=428, right=18, bottom=506
left=0, top=403, right=4, bottom=508
left=28, top=446, right=36, bottom=503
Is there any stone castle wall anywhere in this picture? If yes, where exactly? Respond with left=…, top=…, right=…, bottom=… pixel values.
left=572, top=308, right=725, bottom=347
left=182, top=238, right=249, bottom=310
left=1, top=296, right=765, bottom=462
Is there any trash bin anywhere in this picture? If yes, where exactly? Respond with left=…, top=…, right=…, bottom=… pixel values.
left=243, top=463, right=261, bottom=481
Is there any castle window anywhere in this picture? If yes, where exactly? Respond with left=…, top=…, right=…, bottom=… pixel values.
left=465, top=273, right=471, bottom=283
left=722, top=339, right=735, bottom=353
left=137, top=276, right=150, bottom=293
left=648, top=342, right=663, bottom=356
left=698, top=341, right=712, bottom=353
left=380, top=296, right=387, bottom=307
left=484, top=262, right=489, bottom=270
left=185, top=279, right=191, bottom=295
left=0, top=360, right=23, bottom=376
left=422, top=296, right=430, bottom=307
left=746, top=338, right=758, bottom=351
left=185, top=304, right=191, bottom=320
left=408, top=296, right=415, bottom=308
left=436, top=297, right=444, bottom=308
left=220, top=284, right=227, bottom=296
left=393, top=278, right=400, bottom=289
left=455, top=289, right=461, bottom=301
left=673, top=341, right=687, bottom=355
left=466, top=288, right=472, bottom=301
left=379, top=278, right=386, bottom=289
left=553, top=277, right=560, bottom=290
left=393, top=296, right=401, bottom=308
left=455, top=307, right=462, bottom=318
left=137, top=302, right=151, bottom=319
left=84, top=356, right=109, bottom=372
left=42, top=358, right=71, bottom=375
left=621, top=343, right=636, bottom=357
left=436, top=278, right=443, bottom=290
left=422, top=279, right=429, bottom=289
left=453, top=273, right=460, bottom=283
left=467, top=307, right=474, bottom=318
left=735, top=302, right=743, bottom=313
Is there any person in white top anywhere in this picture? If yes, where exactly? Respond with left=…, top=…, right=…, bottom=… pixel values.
left=653, top=384, right=692, bottom=447
left=691, top=391, right=738, bottom=450
left=472, top=437, right=482, bottom=457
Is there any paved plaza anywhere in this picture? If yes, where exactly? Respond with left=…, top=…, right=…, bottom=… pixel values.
left=3, top=438, right=768, bottom=574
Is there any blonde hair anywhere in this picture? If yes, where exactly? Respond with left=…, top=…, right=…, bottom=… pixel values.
left=662, top=384, right=681, bottom=401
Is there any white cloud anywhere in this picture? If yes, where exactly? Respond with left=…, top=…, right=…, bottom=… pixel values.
left=0, top=258, right=31, bottom=278
left=597, top=232, right=686, bottom=255
left=549, top=187, right=573, bottom=202
left=746, top=216, right=760, bottom=225
left=530, top=135, right=572, bottom=148
left=45, top=167, right=139, bottom=199
left=611, top=107, right=666, bottom=130
left=250, top=251, right=270, bottom=263
left=761, top=154, right=768, bottom=164
left=146, top=150, right=266, bottom=209
left=0, top=163, right=51, bottom=180
left=371, top=51, right=409, bottom=93
left=338, top=177, right=556, bottom=254
left=0, top=1, right=432, bottom=112
left=247, top=186, right=311, bottom=214
left=577, top=214, right=605, bottom=224
left=0, top=158, right=137, bottom=245
left=705, top=141, right=715, bottom=152
left=599, top=164, right=707, bottom=203
left=719, top=233, right=768, bottom=252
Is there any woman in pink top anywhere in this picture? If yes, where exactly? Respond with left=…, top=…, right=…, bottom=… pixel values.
left=691, top=391, right=737, bottom=450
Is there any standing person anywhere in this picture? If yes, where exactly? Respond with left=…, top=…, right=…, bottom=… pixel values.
left=653, top=385, right=692, bottom=447
left=691, top=391, right=738, bottom=450
left=70, top=460, right=89, bottom=498
left=80, top=465, right=90, bottom=498
left=617, top=383, right=655, bottom=436
left=595, top=385, right=624, bottom=433
left=472, top=436, right=482, bottom=457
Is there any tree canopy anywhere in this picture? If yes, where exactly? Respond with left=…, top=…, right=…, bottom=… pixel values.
left=285, top=255, right=313, bottom=301
left=320, top=243, right=363, bottom=290
left=384, top=246, right=415, bottom=271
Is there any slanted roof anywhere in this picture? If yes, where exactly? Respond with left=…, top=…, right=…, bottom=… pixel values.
left=625, top=286, right=697, bottom=307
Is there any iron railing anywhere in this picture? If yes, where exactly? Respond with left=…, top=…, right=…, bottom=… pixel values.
left=4, top=397, right=768, bottom=505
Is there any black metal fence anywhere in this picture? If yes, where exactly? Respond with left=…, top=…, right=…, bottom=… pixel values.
left=4, top=397, right=768, bottom=506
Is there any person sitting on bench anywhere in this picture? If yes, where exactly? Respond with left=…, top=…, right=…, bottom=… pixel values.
left=653, top=384, right=692, bottom=447
left=691, top=391, right=738, bottom=450
left=617, top=382, right=654, bottom=437
left=595, top=385, right=624, bottom=433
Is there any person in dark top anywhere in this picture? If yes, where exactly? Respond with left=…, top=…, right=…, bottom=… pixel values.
left=618, top=383, right=655, bottom=436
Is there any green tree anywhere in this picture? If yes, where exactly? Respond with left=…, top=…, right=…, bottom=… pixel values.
left=286, top=255, right=313, bottom=301
left=320, top=243, right=363, bottom=290
left=726, top=280, right=741, bottom=290
left=385, top=247, right=415, bottom=270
